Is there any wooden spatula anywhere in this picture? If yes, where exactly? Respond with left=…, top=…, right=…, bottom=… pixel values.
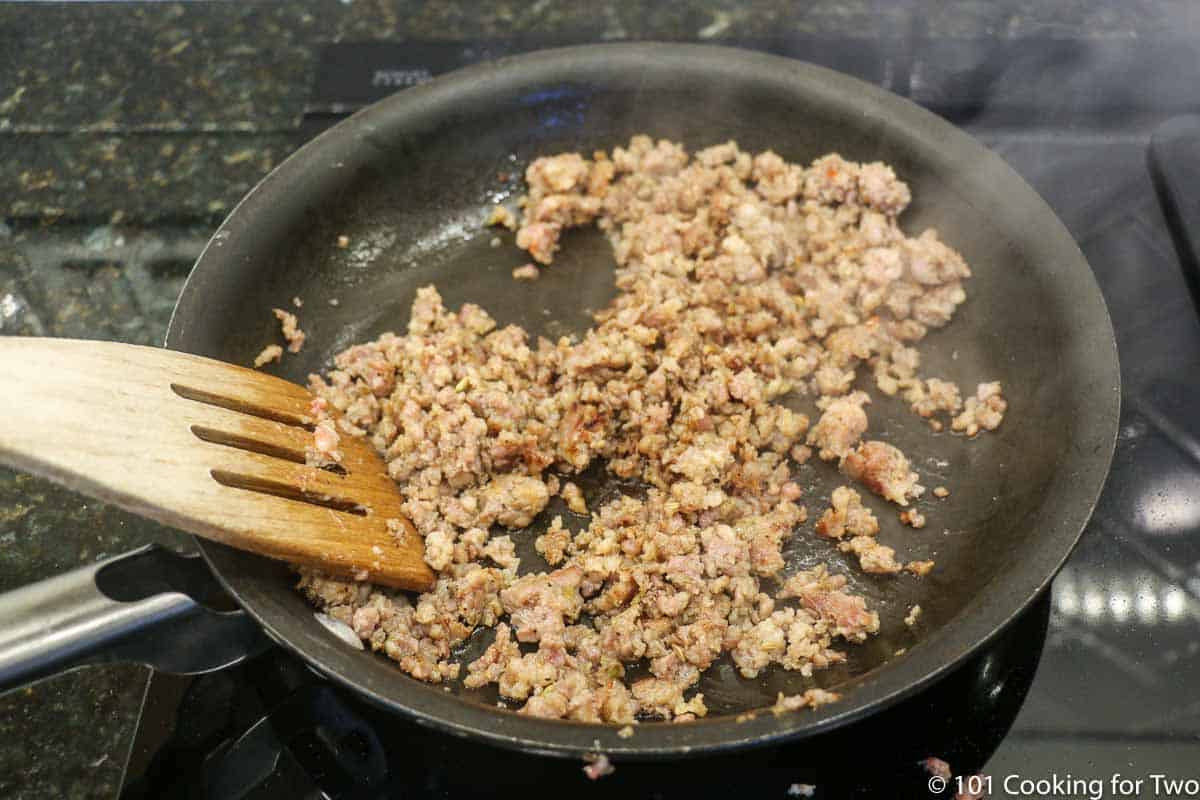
left=0, top=337, right=435, bottom=592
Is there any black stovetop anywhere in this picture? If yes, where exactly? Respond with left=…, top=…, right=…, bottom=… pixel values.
left=122, top=597, right=1050, bottom=799
left=2, top=27, right=1195, bottom=799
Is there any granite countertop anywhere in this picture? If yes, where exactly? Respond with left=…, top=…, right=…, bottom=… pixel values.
left=0, top=2, right=1189, bottom=797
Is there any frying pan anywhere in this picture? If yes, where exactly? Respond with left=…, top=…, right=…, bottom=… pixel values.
left=0, top=43, right=1118, bottom=759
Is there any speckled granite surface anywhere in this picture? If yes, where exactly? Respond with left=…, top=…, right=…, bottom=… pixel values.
left=0, top=231, right=195, bottom=800
left=4, top=134, right=300, bottom=223
left=2, top=0, right=1193, bottom=224
left=0, top=2, right=1190, bottom=798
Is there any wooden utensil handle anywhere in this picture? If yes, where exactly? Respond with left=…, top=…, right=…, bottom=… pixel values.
left=0, top=337, right=301, bottom=504
left=0, top=337, right=435, bottom=592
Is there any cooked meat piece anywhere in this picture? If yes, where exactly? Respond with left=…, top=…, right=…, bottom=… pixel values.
left=500, top=566, right=584, bottom=645
left=858, top=162, right=911, bottom=216
left=839, top=535, right=902, bottom=575
left=561, top=481, right=588, bottom=514
left=253, top=344, right=282, bottom=368
left=423, top=529, right=455, bottom=571
left=907, top=377, right=962, bottom=418
left=306, top=419, right=343, bottom=468
left=536, top=515, right=572, bottom=566
left=840, top=440, right=924, bottom=506
left=463, top=622, right=520, bottom=690
left=771, top=688, right=841, bottom=715
left=512, top=263, right=540, bottom=281
left=528, top=152, right=591, bottom=194
left=807, top=392, right=870, bottom=461
left=904, top=604, right=922, bottom=627
left=487, top=204, right=517, bottom=230
left=513, top=153, right=609, bottom=264
left=815, top=486, right=879, bottom=540
left=582, top=753, right=614, bottom=780
left=631, top=677, right=707, bottom=719
left=905, top=560, right=935, bottom=577
left=952, top=382, right=1007, bottom=436
left=779, top=566, right=880, bottom=642
left=515, top=222, right=559, bottom=264
left=479, top=475, right=551, bottom=529
left=483, top=535, right=520, bottom=570
left=899, top=509, right=927, bottom=528
left=297, top=566, right=509, bottom=683
left=272, top=307, right=306, bottom=353
left=813, top=485, right=904, bottom=575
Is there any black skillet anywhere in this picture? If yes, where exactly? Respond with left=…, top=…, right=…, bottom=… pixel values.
left=2, top=43, right=1120, bottom=760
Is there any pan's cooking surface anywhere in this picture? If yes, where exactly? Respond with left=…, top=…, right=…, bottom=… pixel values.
left=169, top=44, right=1118, bottom=756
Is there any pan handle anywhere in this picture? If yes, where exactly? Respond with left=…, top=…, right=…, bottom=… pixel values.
left=0, top=544, right=271, bottom=694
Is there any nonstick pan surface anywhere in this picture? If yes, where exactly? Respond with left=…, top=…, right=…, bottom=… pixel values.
left=166, top=43, right=1119, bottom=758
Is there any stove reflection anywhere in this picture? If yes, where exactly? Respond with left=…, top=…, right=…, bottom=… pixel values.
left=1053, top=567, right=1196, bottom=627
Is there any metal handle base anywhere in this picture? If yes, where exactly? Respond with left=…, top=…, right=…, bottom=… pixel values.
left=0, top=545, right=271, bottom=694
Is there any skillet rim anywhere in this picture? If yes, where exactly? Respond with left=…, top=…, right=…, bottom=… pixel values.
left=167, top=41, right=1120, bottom=758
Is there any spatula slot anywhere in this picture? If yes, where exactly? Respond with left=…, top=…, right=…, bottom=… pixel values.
left=209, top=469, right=368, bottom=516
left=188, top=417, right=348, bottom=475
left=191, top=425, right=307, bottom=465
left=172, top=383, right=314, bottom=429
